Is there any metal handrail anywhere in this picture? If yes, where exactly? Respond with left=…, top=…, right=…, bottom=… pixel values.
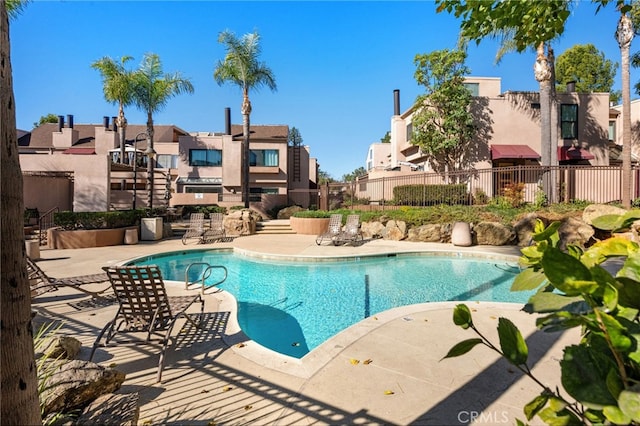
left=184, top=262, right=228, bottom=295
left=38, top=206, right=59, bottom=246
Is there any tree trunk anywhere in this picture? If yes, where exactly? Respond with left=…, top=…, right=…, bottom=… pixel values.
left=0, top=2, right=43, bottom=424
left=617, top=12, right=634, bottom=209
left=549, top=45, right=558, bottom=204
left=535, top=43, right=553, bottom=203
left=117, top=103, right=127, bottom=164
left=146, top=112, right=154, bottom=211
left=241, top=94, right=252, bottom=209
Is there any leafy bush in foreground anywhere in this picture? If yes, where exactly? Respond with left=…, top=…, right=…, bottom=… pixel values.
left=444, top=220, right=640, bottom=425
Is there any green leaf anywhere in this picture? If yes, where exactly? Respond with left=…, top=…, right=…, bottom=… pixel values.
left=598, top=311, right=632, bottom=352
left=582, top=237, right=638, bottom=268
left=524, top=291, right=587, bottom=314
left=532, top=220, right=561, bottom=242
left=606, top=368, right=623, bottom=399
left=617, top=251, right=640, bottom=282
left=541, top=247, right=595, bottom=295
left=603, top=406, right=632, bottom=425
left=617, top=277, right=640, bottom=310
left=511, top=267, right=547, bottom=291
left=591, top=214, right=624, bottom=231
left=453, top=304, right=473, bottom=329
left=535, top=311, right=589, bottom=332
left=441, top=338, right=484, bottom=360
left=560, top=345, right=617, bottom=408
left=619, top=384, right=640, bottom=423
left=497, top=317, right=528, bottom=366
left=524, top=393, right=549, bottom=421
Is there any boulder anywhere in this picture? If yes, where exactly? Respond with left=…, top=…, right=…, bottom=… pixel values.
left=41, top=360, right=126, bottom=416
left=473, top=222, right=515, bottom=246
left=43, top=336, right=82, bottom=360
left=559, top=217, right=595, bottom=249
left=277, top=205, right=304, bottom=219
left=407, top=224, right=442, bottom=242
left=224, top=209, right=259, bottom=236
left=382, top=220, right=407, bottom=241
left=582, top=204, right=627, bottom=225
left=78, top=392, right=140, bottom=426
left=361, top=221, right=385, bottom=239
left=513, top=213, right=543, bottom=246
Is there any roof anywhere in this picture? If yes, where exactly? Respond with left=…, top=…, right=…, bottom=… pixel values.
left=230, top=124, right=289, bottom=141
left=19, top=122, right=189, bottom=150
left=490, top=144, right=540, bottom=160
left=62, top=147, right=96, bottom=155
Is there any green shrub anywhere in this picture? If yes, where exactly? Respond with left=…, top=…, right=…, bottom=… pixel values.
left=393, top=184, right=469, bottom=206
left=291, top=210, right=333, bottom=218
left=444, top=220, right=640, bottom=425
left=53, top=210, right=143, bottom=230
left=24, top=207, right=39, bottom=225
left=180, top=205, right=226, bottom=218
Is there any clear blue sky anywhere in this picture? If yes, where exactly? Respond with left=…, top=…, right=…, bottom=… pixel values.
left=10, top=1, right=638, bottom=179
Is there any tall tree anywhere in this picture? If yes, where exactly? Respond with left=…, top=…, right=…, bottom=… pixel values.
left=380, top=131, right=391, bottom=143
left=131, top=52, right=194, bottom=209
left=288, top=126, right=303, bottom=146
left=410, top=49, right=475, bottom=174
left=555, top=43, right=619, bottom=101
left=342, top=166, right=367, bottom=182
left=436, top=0, right=573, bottom=202
left=214, top=30, right=277, bottom=208
left=32, top=113, right=59, bottom=129
left=1, top=0, right=42, bottom=424
left=616, top=3, right=634, bottom=208
left=91, top=55, right=136, bottom=164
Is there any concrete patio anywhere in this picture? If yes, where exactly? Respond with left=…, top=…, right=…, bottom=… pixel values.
left=31, top=233, right=579, bottom=425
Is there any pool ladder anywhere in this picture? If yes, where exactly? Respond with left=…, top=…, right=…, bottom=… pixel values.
left=185, top=262, right=228, bottom=295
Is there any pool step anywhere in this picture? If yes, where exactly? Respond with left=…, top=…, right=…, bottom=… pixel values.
left=255, top=220, right=296, bottom=235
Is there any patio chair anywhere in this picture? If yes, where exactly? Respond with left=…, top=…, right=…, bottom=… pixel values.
left=315, top=214, right=343, bottom=245
left=202, top=213, right=226, bottom=243
left=334, top=214, right=363, bottom=246
left=26, top=256, right=110, bottom=299
left=181, top=213, right=206, bottom=245
left=90, top=265, right=205, bottom=383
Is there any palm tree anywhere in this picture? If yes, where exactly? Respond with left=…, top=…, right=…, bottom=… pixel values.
left=214, top=30, right=277, bottom=208
left=131, top=52, right=194, bottom=210
left=91, top=55, right=136, bottom=164
left=1, top=0, right=42, bottom=423
left=616, top=9, right=634, bottom=208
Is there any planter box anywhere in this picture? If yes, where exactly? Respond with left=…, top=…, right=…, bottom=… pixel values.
left=290, top=216, right=330, bottom=235
left=48, top=226, right=138, bottom=249
left=141, top=217, right=163, bottom=241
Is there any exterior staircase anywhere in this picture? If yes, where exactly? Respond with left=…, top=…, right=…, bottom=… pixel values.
left=255, top=219, right=296, bottom=235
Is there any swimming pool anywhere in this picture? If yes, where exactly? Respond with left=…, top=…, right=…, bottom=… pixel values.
left=131, top=250, right=528, bottom=358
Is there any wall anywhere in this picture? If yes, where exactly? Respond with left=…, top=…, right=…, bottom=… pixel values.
left=23, top=175, right=72, bottom=212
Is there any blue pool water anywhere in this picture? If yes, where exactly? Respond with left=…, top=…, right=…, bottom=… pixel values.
left=131, top=250, right=528, bottom=358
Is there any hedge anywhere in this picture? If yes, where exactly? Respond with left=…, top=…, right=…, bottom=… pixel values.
left=54, top=210, right=145, bottom=230
left=392, top=184, right=470, bottom=206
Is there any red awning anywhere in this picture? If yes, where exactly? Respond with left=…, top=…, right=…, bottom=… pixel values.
left=558, top=146, right=594, bottom=161
left=62, top=147, right=96, bottom=155
left=491, top=145, right=540, bottom=160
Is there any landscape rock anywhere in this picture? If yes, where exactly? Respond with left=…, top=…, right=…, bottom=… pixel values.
left=473, top=222, right=515, bottom=246
left=513, top=213, right=544, bottom=246
left=559, top=217, right=595, bottom=248
left=407, top=224, right=443, bottom=242
left=582, top=204, right=627, bottom=225
left=277, top=205, right=304, bottom=219
left=382, top=220, right=407, bottom=241
left=41, top=360, right=126, bottom=416
left=78, top=392, right=140, bottom=426
left=44, top=336, right=82, bottom=360
left=224, top=209, right=259, bottom=236
left=361, top=221, right=385, bottom=239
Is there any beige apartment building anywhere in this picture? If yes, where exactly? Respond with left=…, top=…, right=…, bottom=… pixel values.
left=19, top=113, right=319, bottom=214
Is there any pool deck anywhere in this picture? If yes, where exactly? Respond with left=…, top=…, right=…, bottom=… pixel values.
left=32, top=232, right=579, bottom=425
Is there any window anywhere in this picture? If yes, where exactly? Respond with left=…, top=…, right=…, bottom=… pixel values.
left=464, top=82, right=479, bottom=96
left=189, top=149, right=222, bottom=166
left=406, top=123, right=413, bottom=142
left=155, top=154, right=178, bottom=169
left=561, top=104, right=578, bottom=139
left=185, top=186, right=221, bottom=194
left=609, top=120, right=616, bottom=141
left=250, top=149, right=279, bottom=166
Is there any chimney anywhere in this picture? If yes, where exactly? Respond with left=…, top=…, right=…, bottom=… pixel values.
left=103, top=116, right=110, bottom=129
left=393, top=89, right=400, bottom=116
left=57, top=115, right=64, bottom=132
left=112, top=116, right=117, bottom=133
left=224, top=107, right=231, bottom=135
left=566, top=81, right=576, bottom=93
left=66, top=114, right=74, bottom=129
